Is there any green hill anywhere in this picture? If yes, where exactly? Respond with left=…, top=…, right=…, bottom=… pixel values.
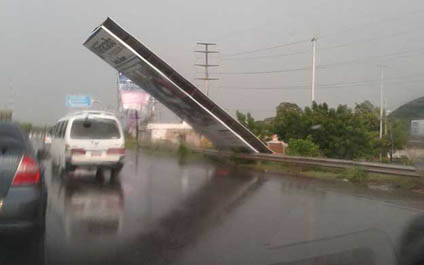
left=390, top=96, right=424, bottom=120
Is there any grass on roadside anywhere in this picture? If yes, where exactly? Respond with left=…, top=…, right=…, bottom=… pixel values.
left=235, top=159, right=424, bottom=191
left=125, top=136, right=139, bottom=150
left=366, top=173, right=424, bottom=190
left=125, top=136, right=205, bottom=162
left=124, top=138, right=424, bottom=192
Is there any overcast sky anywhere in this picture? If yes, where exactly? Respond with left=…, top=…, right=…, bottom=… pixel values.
left=1, top=0, right=424, bottom=124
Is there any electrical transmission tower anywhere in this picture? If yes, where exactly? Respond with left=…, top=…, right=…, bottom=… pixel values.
left=195, top=42, right=219, bottom=97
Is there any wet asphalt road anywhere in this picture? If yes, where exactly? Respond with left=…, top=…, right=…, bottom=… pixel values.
left=3, top=150, right=424, bottom=264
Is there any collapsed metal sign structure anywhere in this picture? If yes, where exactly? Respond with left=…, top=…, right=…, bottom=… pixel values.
left=84, top=18, right=271, bottom=153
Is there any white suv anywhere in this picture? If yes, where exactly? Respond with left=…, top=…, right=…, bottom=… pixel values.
left=50, top=111, right=125, bottom=177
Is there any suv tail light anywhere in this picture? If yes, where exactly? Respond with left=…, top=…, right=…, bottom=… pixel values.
left=71, top=148, right=86, bottom=155
left=12, top=156, right=40, bottom=186
left=107, top=148, right=126, bottom=155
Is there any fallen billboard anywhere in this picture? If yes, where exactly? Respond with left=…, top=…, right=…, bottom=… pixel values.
left=83, top=18, right=271, bottom=153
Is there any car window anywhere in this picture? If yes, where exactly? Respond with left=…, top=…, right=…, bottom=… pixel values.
left=54, top=122, right=63, bottom=138
left=60, top=121, right=68, bottom=138
left=53, top=123, right=58, bottom=138
left=51, top=125, right=56, bottom=138
left=70, top=118, right=120, bottom=139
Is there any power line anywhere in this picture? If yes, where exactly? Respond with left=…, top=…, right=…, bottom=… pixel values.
left=220, top=8, right=424, bottom=59
left=319, top=27, right=424, bottom=53
left=219, top=66, right=311, bottom=75
left=317, top=47, right=424, bottom=69
left=210, top=0, right=335, bottom=43
left=318, top=79, right=424, bottom=89
left=220, top=47, right=424, bottom=76
left=224, top=85, right=310, bottom=90
left=222, top=27, right=424, bottom=62
left=222, top=39, right=310, bottom=58
left=319, top=8, right=424, bottom=40
left=220, top=75, right=424, bottom=90
left=221, top=50, right=309, bottom=61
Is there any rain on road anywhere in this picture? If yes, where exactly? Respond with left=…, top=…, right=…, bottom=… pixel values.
left=2, top=150, right=424, bottom=265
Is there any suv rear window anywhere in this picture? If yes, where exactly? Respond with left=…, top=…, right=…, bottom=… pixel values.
left=70, top=118, right=121, bottom=139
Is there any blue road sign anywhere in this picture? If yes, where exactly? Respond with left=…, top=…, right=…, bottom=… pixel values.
left=66, top=95, right=92, bottom=108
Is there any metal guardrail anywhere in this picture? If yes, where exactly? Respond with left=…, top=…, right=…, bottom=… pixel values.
left=193, top=149, right=421, bottom=177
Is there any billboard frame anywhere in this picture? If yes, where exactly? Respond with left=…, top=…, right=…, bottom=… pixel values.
left=84, top=18, right=271, bottom=153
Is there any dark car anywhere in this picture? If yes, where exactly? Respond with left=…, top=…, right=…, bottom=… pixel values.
left=0, top=122, right=46, bottom=233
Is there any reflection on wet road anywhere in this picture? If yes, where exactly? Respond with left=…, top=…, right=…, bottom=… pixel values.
left=45, top=151, right=263, bottom=264
left=4, top=150, right=424, bottom=264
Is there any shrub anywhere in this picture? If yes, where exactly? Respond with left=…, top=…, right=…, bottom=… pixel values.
left=178, top=143, right=189, bottom=157
left=287, top=136, right=321, bottom=157
left=345, top=166, right=369, bottom=183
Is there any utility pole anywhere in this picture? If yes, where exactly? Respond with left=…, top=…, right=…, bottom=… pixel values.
left=384, top=98, right=388, bottom=136
left=386, top=109, right=393, bottom=162
left=378, top=65, right=385, bottom=162
left=379, top=66, right=385, bottom=140
left=311, top=37, right=317, bottom=104
left=116, top=72, right=121, bottom=113
left=150, top=97, right=156, bottom=123
left=135, top=110, right=139, bottom=149
left=195, top=43, right=219, bottom=97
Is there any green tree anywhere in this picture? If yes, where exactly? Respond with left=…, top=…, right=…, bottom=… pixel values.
left=287, top=136, right=321, bottom=157
left=236, top=110, right=257, bottom=133
left=236, top=110, right=248, bottom=127
left=273, top=101, right=384, bottom=160
left=236, top=111, right=273, bottom=140
left=273, top=102, right=306, bottom=141
left=239, top=100, right=397, bottom=161
left=390, top=119, right=409, bottom=151
left=355, top=100, right=378, bottom=114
